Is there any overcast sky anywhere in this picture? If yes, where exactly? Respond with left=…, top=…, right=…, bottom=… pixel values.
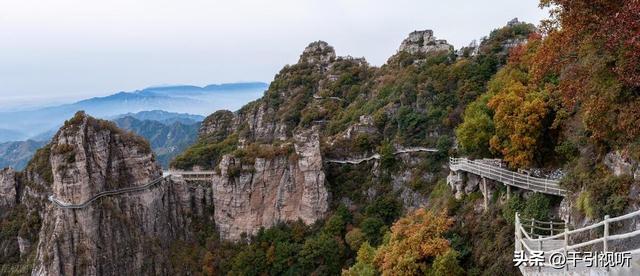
left=0, top=0, right=548, bottom=106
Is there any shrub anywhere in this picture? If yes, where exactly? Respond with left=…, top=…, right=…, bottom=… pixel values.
left=576, top=191, right=595, bottom=219
left=374, top=209, right=457, bottom=275
left=360, top=217, right=386, bottom=246
left=502, top=195, right=525, bottom=224
left=455, top=93, right=495, bottom=158
left=345, top=228, right=366, bottom=251
left=25, top=145, right=53, bottom=184
left=431, top=249, right=464, bottom=276
left=171, top=134, right=238, bottom=169
left=342, top=242, right=377, bottom=276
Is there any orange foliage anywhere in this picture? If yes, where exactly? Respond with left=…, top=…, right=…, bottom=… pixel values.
left=530, top=0, right=640, bottom=147
left=374, top=209, right=453, bottom=275
left=485, top=37, right=553, bottom=168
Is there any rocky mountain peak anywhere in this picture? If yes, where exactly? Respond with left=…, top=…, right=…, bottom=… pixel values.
left=199, top=109, right=236, bottom=141
left=399, top=30, right=453, bottom=54
left=299, top=40, right=336, bottom=64
left=30, top=111, right=203, bottom=275
left=50, top=111, right=161, bottom=204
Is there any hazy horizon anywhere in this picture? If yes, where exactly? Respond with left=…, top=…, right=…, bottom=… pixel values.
left=1, top=0, right=549, bottom=106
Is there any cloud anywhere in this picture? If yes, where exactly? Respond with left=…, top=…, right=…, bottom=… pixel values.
left=0, top=0, right=548, bottom=101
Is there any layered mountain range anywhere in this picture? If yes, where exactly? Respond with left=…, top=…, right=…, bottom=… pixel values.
left=0, top=110, right=203, bottom=170
left=0, top=82, right=267, bottom=141
left=0, top=112, right=209, bottom=274
left=0, top=18, right=594, bottom=274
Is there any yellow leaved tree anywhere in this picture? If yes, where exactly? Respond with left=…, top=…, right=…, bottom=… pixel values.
left=373, top=209, right=463, bottom=276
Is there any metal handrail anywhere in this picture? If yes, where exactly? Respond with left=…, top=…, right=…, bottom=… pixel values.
left=519, top=218, right=566, bottom=225
left=449, top=157, right=566, bottom=196
left=49, top=175, right=170, bottom=209
left=326, top=147, right=438, bottom=164
left=516, top=209, right=640, bottom=260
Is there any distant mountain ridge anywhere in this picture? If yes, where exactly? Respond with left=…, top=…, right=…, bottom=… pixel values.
left=0, top=110, right=203, bottom=169
left=112, top=110, right=205, bottom=125
left=140, top=82, right=268, bottom=96
left=0, top=82, right=267, bottom=141
left=0, top=140, right=47, bottom=170
left=113, top=115, right=200, bottom=168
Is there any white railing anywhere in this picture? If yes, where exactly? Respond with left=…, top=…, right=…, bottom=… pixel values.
left=49, top=170, right=221, bottom=209
left=325, top=147, right=438, bottom=164
left=49, top=175, right=170, bottom=209
left=325, top=154, right=381, bottom=164
left=514, top=211, right=640, bottom=274
left=169, top=170, right=217, bottom=181
left=449, top=157, right=566, bottom=196
left=517, top=209, right=640, bottom=255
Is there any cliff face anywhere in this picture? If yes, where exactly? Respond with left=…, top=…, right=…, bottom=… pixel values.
left=0, top=168, right=17, bottom=210
left=199, top=110, right=236, bottom=142
left=398, top=30, right=453, bottom=55
left=48, top=113, right=161, bottom=205
left=184, top=42, right=340, bottom=239
left=212, top=128, right=327, bottom=240
left=182, top=38, right=448, bottom=240
left=28, top=112, right=209, bottom=275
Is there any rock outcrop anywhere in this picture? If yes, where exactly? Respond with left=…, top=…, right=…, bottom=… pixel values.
left=604, top=150, right=640, bottom=180
left=342, top=115, right=378, bottom=140
left=199, top=110, right=237, bottom=141
left=212, top=128, right=328, bottom=240
left=399, top=30, right=453, bottom=55
left=0, top=168, right=17, bottom=209
left=30, top=112, right=209, bottom=275
left=299, top=41, right=336, bottom=65
left=447, top=171, right=481, bottom=200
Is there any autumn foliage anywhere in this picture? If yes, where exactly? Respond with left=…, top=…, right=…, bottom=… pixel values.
left=373, top=209, right=461, bottom=275
left=535, top=0, right=640, bottom=147
left=458, top=0, right=640, bottom=168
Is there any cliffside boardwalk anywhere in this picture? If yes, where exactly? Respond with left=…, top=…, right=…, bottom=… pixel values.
left=449, top=157, right=566, bottom=197
left=46, top=155, right=640, bottom=274
left=448, top=158, right=640, bottom=273
left=48, top=175, right=171, bottom=209
left=515, top=212, right=640, bottom=275
left=47, top=172, right=222, bottom=209
left=324, top=147, right=439, bottom=164
left=48, top=147, right=438, bottom=209
left=170, top=170, right=217, bottom=181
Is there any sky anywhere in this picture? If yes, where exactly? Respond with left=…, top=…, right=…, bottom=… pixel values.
left=0, top=0, right=549, bottom=107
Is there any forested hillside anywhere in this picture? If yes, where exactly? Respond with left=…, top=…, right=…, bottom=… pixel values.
left=167, top=1, right=640, bottom=274
left=167, top=18, right=537, bottom=275
left=3, top=1, right=637, bottom=274
left=457, top=0, right=640, bottom=221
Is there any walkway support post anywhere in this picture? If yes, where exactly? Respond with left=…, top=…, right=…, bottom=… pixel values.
left=538, top=239, right=543, bottom=272
left=530, top=219, right=535, bottom=236
left=482, top=177, right=488, bottom=212
left=603, top=215, right=610, bottom=253
left=506, top=185, right=511, bottom=201
left=515, top=212, right=522, bottom=252
left=564, top=224, right=569, bottom=271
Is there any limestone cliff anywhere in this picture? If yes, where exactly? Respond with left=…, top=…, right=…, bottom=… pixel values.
left=399, top=30, right=453, bottom=55
left=212, top=128, right=327, bottom=240
left=22, top=112, right=211, bottom=275
left=177, top=42, right=341, bottom=239
left=183, top=38, right=452, bottom=240
left=0, top=168, right=17, bottom=210
left=199, top=110, right=236, bottom=142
